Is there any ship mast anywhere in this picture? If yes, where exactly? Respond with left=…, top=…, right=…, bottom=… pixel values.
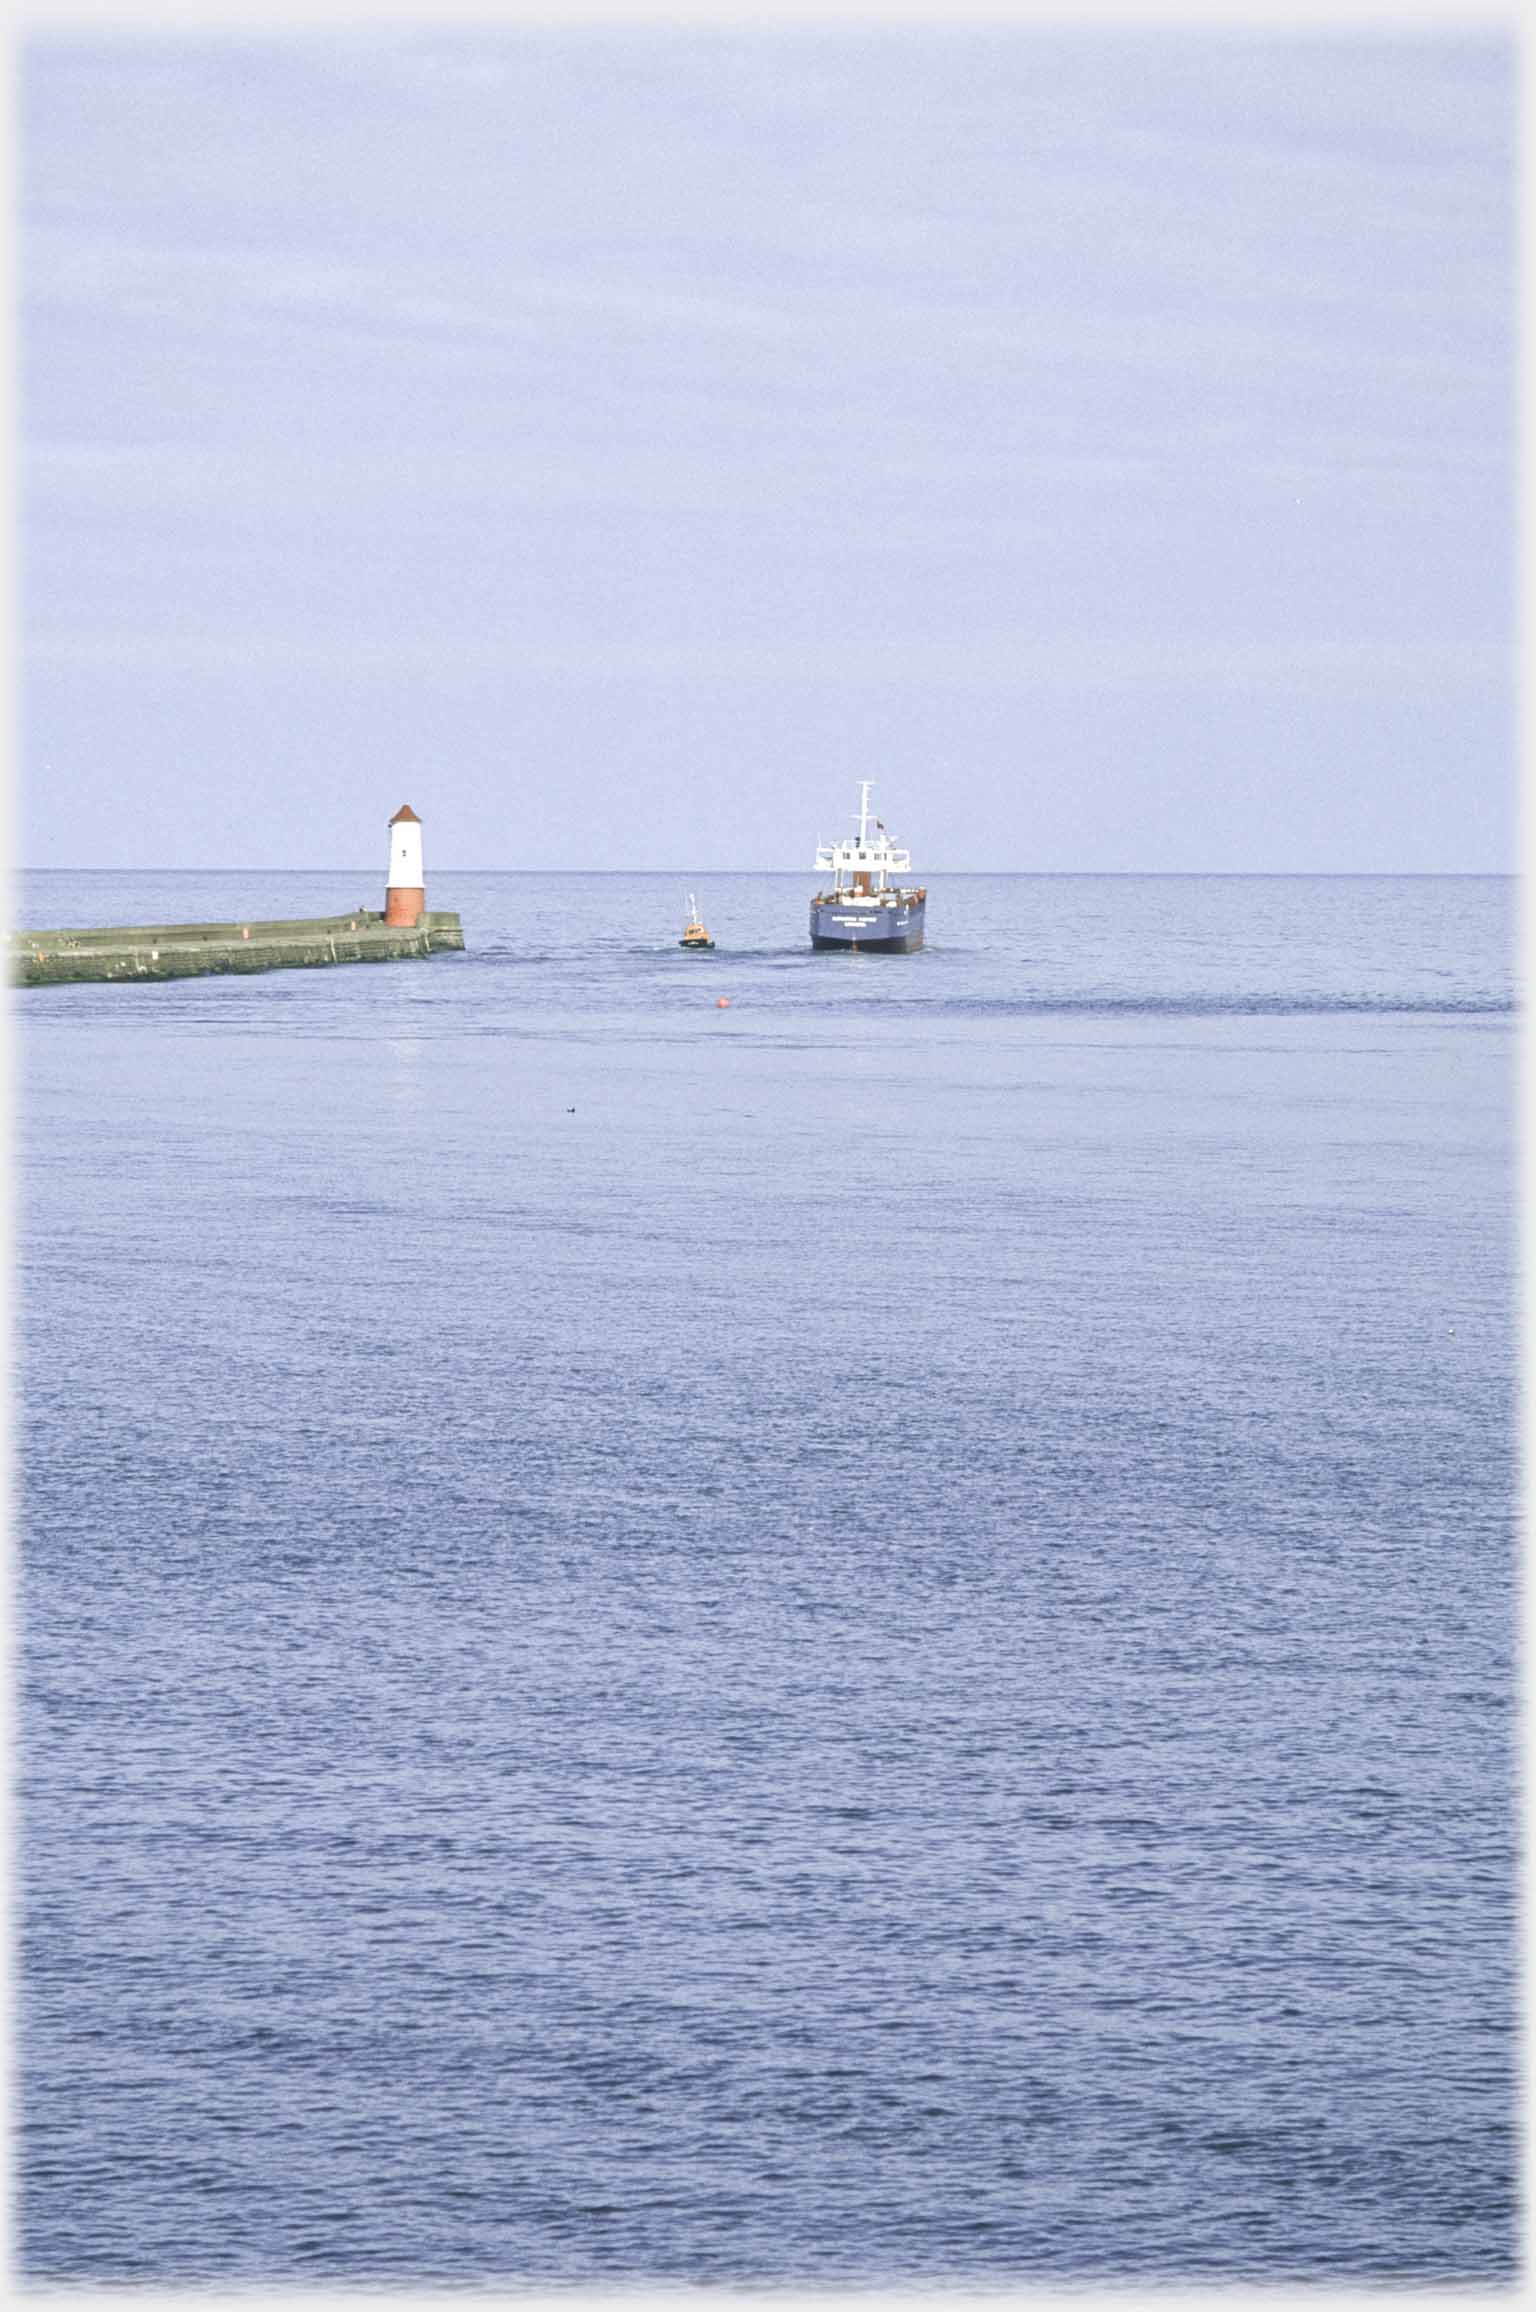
left=811, top=779, right=911, bottom=897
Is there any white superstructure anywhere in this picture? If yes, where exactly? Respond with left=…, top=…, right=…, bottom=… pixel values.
left=813, top=781, right=912, bottom=896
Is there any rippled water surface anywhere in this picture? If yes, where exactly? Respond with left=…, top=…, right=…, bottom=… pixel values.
left=16, top=871, right=1518, bottom=2283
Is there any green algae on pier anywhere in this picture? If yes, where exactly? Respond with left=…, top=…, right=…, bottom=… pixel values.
left=11, top=910, right=466, bottom=988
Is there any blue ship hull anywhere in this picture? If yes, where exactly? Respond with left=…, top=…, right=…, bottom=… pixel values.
left=810, top=894, right=926, bottom=953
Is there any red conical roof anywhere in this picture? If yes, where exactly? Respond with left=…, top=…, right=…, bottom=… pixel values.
left=390, top=804, right=421, bottom=824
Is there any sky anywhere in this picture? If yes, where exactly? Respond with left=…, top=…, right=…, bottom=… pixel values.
left=16, top=15, right=1516, bottom=872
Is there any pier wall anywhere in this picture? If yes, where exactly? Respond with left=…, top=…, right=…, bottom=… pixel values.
left=11, top=910, right=466, bottom=988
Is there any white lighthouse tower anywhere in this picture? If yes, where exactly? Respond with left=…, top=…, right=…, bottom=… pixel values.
left=384, top=804, right=426, bottom=927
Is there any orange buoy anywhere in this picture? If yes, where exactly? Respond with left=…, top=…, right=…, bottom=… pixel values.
left=716, top=996, right=731, bottom=1008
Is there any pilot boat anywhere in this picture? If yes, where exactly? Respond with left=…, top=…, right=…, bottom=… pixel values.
left=679, top=893, right=715, bottom=951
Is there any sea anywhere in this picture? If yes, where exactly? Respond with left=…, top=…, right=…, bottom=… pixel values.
left=13, top=869, right=1519, bottom=2286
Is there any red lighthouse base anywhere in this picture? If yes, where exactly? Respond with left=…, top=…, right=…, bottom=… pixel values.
left=384, top=886, right=426, bottom=928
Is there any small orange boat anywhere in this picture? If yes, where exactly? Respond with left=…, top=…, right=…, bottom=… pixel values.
left=678, top=892, right=715, bottom=951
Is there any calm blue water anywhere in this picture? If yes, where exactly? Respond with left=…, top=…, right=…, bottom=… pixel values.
left=15, top=871, right=1518, bottom=2284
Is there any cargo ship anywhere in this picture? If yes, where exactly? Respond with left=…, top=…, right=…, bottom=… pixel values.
left=809, top=782, right=926, bottom=952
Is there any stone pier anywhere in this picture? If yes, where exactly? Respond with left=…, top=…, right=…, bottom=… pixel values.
left=10, top=909, right=466, bottom=987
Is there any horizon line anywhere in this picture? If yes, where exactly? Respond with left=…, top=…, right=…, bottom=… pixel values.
left=18, top=866, right=1516, bottom=880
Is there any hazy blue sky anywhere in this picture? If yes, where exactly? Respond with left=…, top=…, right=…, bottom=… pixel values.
left=19, top=24, right=1514, bottom=871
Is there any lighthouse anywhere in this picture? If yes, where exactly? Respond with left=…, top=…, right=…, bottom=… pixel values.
left=384, top=804, right=426, bottom=927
